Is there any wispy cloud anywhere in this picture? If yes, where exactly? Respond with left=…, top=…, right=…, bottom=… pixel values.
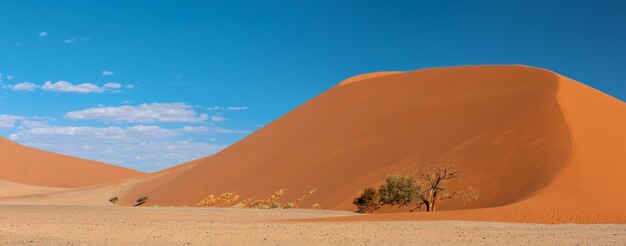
left=39, top=32, right=48, bottom=38
left=0, top=114, right=25, bottom=129
left=103, top=82, right=122, bottom=89
left=210, top=115, right=227, bottom=122
left=42, top=81, right=105, bottom=93
left=36, top=81, right=132, bottom=93
left=63, top=36, right=90, bottom=44
left=207, top=106, right=249, bottom=111
left=3, top=82, right=38, bottom=91
left=9, top=123, right=246, bottom=170
left=10, top=126, right=223, bottom=170
left=64, top=102, right=209, bottom=123
left=102, top=71, right=115, bottom=76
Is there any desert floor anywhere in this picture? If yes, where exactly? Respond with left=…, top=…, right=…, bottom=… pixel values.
left=0, top=205, right=624, bottom=245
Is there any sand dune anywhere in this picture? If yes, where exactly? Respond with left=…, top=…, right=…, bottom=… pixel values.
left=5, top=65, right=625, bottom=224
left=0, top=137, right=143, bottom=188
left=0, top=179, right=70, bottom=198
left=116, top=65, right=626, bottom=223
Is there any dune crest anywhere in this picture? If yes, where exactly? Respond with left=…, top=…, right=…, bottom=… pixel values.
left=337, top=71, right=404, bottom=86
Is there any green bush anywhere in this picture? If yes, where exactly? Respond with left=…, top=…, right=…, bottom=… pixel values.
left=378, top=175, right=420, bottom=207
left=283, top=202, right=295, bottom=209
left=352, top=187, right=380, bottom=213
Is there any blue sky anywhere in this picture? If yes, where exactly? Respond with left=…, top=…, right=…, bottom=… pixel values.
left=1, top=1, right=625, bottom=172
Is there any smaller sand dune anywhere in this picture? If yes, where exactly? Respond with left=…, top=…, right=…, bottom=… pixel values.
left=0, top=179, right=70, bottom=198
left=0, top=137, right=143, bottom=188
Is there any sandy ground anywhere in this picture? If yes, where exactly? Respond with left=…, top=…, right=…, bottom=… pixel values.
left=0, top=206, right=624, bottom=245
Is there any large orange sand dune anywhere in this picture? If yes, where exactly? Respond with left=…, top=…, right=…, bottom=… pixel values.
left=0, top=137, right=143, bottom=188
left=112, top=65, right=626, bottom=223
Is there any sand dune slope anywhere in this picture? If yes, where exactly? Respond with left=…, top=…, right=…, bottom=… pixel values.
left=0, top=137, right=143, bottom=188
left=121, top=66, right=584, bottom=213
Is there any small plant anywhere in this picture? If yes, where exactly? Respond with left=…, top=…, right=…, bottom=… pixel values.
left=218, top=192, right=240, bottom=207
left=247, top=200, right=266, bottom=208
left=283, top=202, right=295, bottom=209
left=291, top=189, right=316, bottom=208
left=352, top=187, right=380, bottom=213
left=197, top=194, right=217, bottom=207
left=135, top=196, right=149, bottom=206
left=108, top=196, right=119, bottom=206
left=459, top=186, right=480, bottom=207
left=270, top=201, right=281, bottom=209
left=231, top=201, right=246, bottom=208
left=197, top=192, right=240, bottom=207
left=310, top=203, right=321, bottom=209
left=246, top=189, right=287, bottom=209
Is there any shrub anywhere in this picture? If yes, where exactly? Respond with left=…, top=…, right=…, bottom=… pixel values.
left=291, top=190, right=316, bottom=208
left=378, top=175, right=420, bottom=207
left=459, top=186, right=480, bottom=207
left=231, top=201, right=246, bottom=208
left=197, top=193, right=240, bottom=207
left=310, top=203, right=321, bottom=209
left=352, top=187, right=380, bottom=213
left=283, top=202, right=295, bottom=209
left=247, top=200, right=266, bottom=208
left=197, top=194, right=218, bottom=207
left=135, top=196, right=149, bottom=206
left=270, top=201, right=281, bottom=209
left=108, top=196, right=119, bottom=206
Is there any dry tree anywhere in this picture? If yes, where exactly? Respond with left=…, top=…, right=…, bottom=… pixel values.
left=417, top=163, right=460, bottom=212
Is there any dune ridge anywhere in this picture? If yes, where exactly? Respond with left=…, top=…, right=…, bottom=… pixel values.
left=0, top=137, right=143, bottom=188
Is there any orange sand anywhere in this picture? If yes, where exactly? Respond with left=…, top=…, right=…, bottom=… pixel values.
left=0, top=137, right=143, bottom=187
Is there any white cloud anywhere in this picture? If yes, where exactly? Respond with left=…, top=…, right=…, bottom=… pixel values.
left=0, top=114, right=24, bottom=129
left=207, top=126, right=251, bottom=134
left=4, top=82, right=38, bottom=91
left=211, top=115, right=227, bottom=122
left=12, top=125, right=177, bottom=142
left=41, top=81, right=133, bottom=93
left=207, top=106, right=249, bottom=111
left=103, top=82, right=122, bottom=89
left=42, top=81, right=105, bottom=93
left=125, top=84, right=135, bottom=89
left=227, top=106, right=248, bottom=110
left=9, top=124, right=248, bottom=171
left=6, top=75, right=14, bottom=81
left=64, top=102, right=209, bottom=123
left=39, top=32, right=48, bottom=37
left=180, top=126, right=211, bottom=133
left=18, top=120, right=49, bottom=129
left=102, top=71, right=115, bottom=76
left=63, top=36, right=90, bottom=44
